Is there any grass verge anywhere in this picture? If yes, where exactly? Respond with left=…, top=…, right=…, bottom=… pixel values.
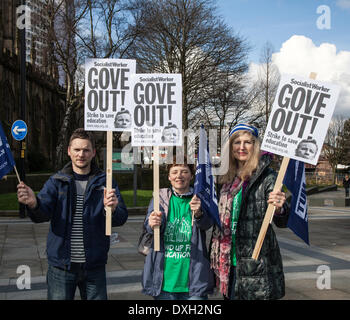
left=0, top=190, right=152, bottom=210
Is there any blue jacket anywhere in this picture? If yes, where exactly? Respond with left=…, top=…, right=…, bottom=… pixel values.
left=142, top=188, right=215, bottom=297
left=27, top=162, right=128, bottom=270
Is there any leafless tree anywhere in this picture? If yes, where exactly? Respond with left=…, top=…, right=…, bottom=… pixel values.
left=44, top=0, right=138, bottom=169
left=76, top=0, right=137, bottom=60
left=323, top=116, right=347, bottom=183
left=44, top=0, right=88, bottom=169
left=190, top=70, right=264, bottom=146
left=341, top=118, right=350, bottom=166
left=257, top=41, right=280, bottom=126
left=127, top=0, right=250, bottom=135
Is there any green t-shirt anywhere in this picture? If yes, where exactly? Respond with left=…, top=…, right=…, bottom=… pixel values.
left=162, top=195, right=192, bottom=293
left=231, top=188, right=242, bottom=266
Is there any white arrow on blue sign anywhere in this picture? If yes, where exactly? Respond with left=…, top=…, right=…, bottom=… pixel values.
left=11, top=120, right=28, bottom=141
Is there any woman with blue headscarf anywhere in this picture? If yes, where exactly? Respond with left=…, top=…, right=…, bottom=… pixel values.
left=210, top=123, right=290, bottom=300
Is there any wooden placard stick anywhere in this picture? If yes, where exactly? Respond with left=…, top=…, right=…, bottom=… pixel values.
left=251, top=157, right=290, bottom=260
left=105, top=131, right=113, bottom=236
left=251, top=72, right=317, bottom=260
left=153, top=146, right=160, bottom=251
left=13, top=165, right=21, bottom=184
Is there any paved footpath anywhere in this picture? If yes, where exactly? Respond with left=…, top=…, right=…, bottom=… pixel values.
left=1, top=204, right=350, bottom=300
left=276, top=206, right=350, bottom=300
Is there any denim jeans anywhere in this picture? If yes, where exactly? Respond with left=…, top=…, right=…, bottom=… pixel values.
left=154, top=291, right=208, bottom=300
left=47, top=263, right=107, bottom=300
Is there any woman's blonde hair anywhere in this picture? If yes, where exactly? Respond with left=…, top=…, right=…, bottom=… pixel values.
left=219, top=130, right=261, bottom=184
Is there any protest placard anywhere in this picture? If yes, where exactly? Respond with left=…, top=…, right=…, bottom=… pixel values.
left=252, top=72, right=340, bottom=260
left=85, top=59, right=136, bottom=132
left=128, top=73, right=182, bottom=251
left=129, top=74, right=182, bottom=147
left=261, top=73, right=340, bottom=165
left=84, top=58, right=136, bottom=235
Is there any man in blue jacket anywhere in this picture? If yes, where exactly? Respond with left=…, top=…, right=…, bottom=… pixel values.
left=17, top=128, right=128, bottom=300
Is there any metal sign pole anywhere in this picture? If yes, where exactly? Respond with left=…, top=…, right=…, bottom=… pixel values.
left=19, top=0, right=27, bottom=218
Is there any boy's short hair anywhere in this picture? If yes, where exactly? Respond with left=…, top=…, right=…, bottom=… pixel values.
left=166, top=155, right=195, bottom=175
left=69, top=128, right=96, bottom=149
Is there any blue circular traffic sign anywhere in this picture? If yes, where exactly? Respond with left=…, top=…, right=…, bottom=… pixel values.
left=11, top=120, right=28, bottom=141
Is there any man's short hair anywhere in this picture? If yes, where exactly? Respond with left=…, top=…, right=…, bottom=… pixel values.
left=296, top=138, right=318, bottom=152
left=69, top=128, right=96, bottom=149
left=116, top=109, right=131, bottom=117
left=163, top=124, right=178, bottom=130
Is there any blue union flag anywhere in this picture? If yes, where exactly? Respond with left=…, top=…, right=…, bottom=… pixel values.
left=283, top=159, right=309, bottom=245
left=193, top=125, right=220, bottom=228
left=0, top=123, right=16, bottom=180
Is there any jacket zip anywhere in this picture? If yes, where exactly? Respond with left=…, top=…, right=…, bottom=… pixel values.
left=82, top=174, right=105, bottom=268
left=53, top=173, right=75, bottom=268
left=236, top=157, right=271, bottom=260
left=54, top=171, right=104, bottom=269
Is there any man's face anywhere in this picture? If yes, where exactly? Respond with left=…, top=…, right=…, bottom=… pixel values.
left=296, top=142, right=317, bottom=159
left=163, top=127, right=179, bottom=143
left=115, top=113, right=131, bottom=128
left=68, top=138, right=96, bottom=173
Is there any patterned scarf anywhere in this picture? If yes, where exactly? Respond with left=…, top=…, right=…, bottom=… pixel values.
left=210, top=177, right=244, bottom=297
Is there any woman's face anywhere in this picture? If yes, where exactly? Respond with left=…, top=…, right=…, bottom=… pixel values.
left=231, top=132, right=254, bottom=165
left=168, top=165, right=192, bottom=194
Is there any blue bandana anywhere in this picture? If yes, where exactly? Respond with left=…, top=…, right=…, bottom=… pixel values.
left=229, top=123, right=259, bottom=138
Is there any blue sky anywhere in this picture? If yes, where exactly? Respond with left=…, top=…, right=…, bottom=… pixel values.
left=217, top=0, right=350, bottom=63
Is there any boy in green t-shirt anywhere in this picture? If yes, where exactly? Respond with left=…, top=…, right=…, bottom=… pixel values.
left=142, top=157, right=214, bottom=300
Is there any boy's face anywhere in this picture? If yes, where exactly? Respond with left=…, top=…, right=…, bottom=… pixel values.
left=168, top=165, right=192, bottom=194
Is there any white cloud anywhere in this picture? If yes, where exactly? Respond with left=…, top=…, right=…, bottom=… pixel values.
left=249, top=35, right=350, bottom=118
left=337, top=0, right=350, bottom=9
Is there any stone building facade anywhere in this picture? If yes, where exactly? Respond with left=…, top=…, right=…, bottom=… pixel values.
left=0, top=0, right=65, bottom=171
